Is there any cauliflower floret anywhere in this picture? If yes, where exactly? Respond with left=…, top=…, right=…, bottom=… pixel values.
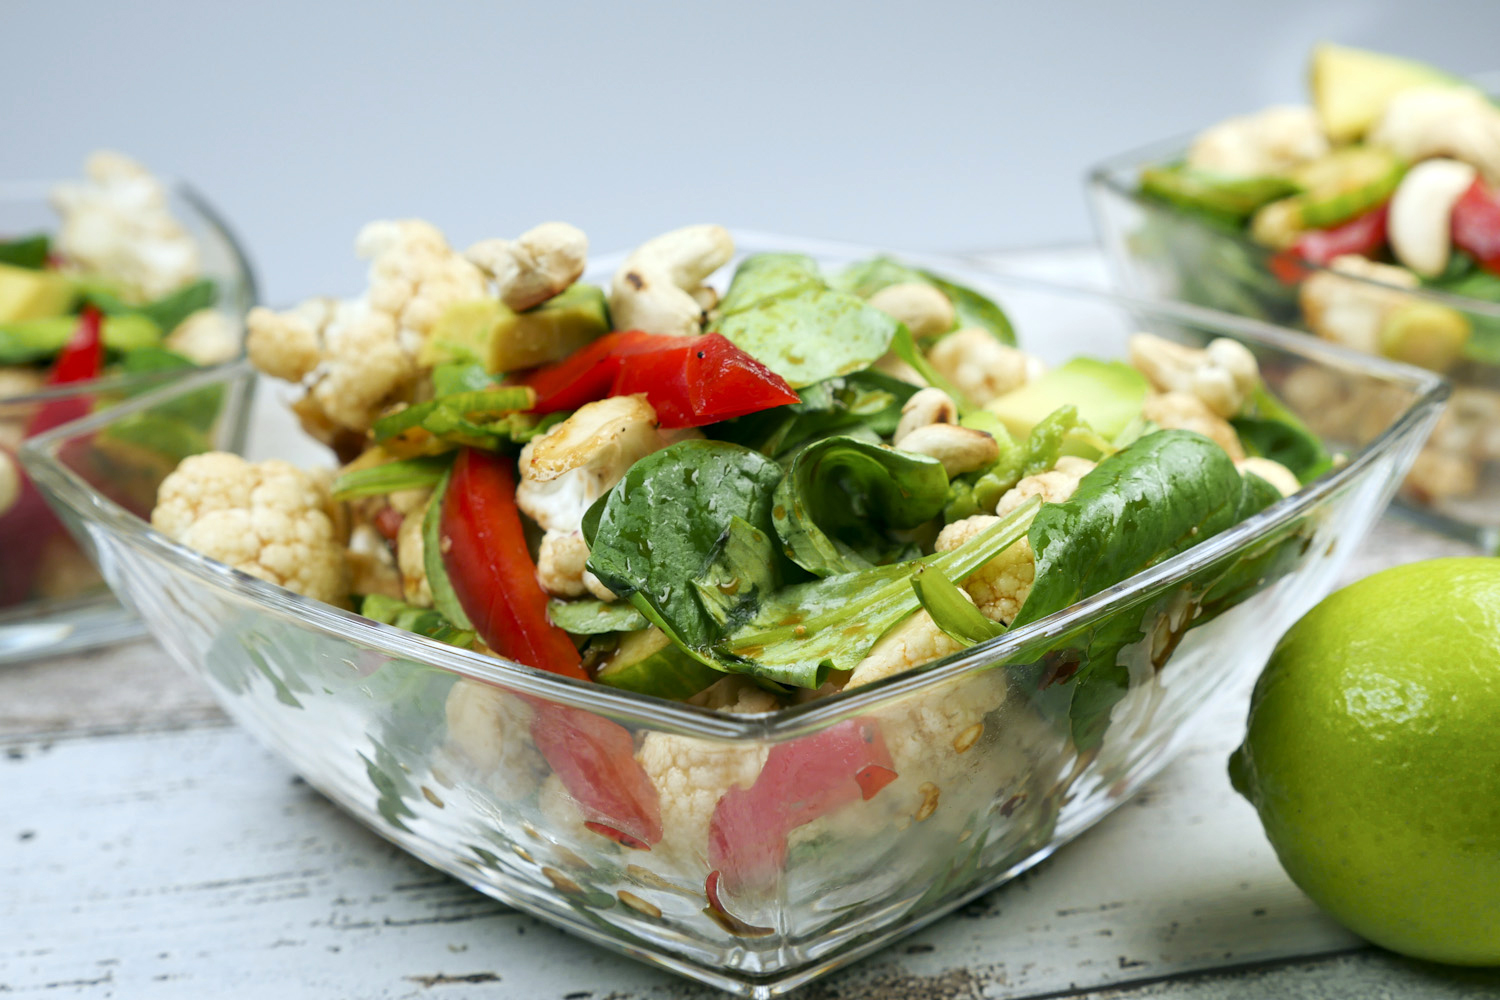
left=152, top=452, right=349, bottom=605
left=346, top=523, right=402, bottom=600
left=396, top=497, right=433, bottom=608
left=442, top=679, right=544, bottom=802
left=246, top=220, right=487, bottom=435
left=634, top=677, right=778, bottom=871
left=1299, top=254, right=1419, bottom=355
left=537, top=531, right=590, bottom=598
left=935, top=457, right=1095, bottom=625
left=1142, top=392, right=1246, bottom=461
left=1128, top=333, right=1259, bottom=418
left=1187, top=105, right=1330, bottom=177
left=927, top=327, right=1042, bottom=406
left=164, top=309, right=241, bottom=365
left=1370, top=85, right=1500, bottom=185
left=50, top=151, right=199, bottom=300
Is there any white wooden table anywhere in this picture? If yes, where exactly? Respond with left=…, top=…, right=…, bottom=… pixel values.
left=4, top=250, right=1499, bottom=1000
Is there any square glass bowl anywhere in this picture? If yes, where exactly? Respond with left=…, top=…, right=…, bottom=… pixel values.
left=1089, top=138, right=1500, bottom=548
left=21, top=238, right=1444, bottom=995
left=0, top=179, right=257, bottom=661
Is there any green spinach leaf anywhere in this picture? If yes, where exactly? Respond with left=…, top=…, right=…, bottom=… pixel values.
left=833, top=255, right=1017, bottom=344
left=1231, top=382, right=1333, bottom=484
left=911, top=565, right=1006, bottom=646
left=85, top=278, right=219, bottom=334
left=713, top=370, right=917, bottom=458
left=0, top=233, right=50, bottom=270
left=772, top=435, right=948, bottom=576
left=583, top=440, right=785, bottom=653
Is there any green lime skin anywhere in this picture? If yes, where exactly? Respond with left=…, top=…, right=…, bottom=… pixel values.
left=1230, top=558, right=1500, bottom=965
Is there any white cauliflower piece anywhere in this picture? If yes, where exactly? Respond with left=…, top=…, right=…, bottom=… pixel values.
left=442, top=679, right=544, bottom=802
left=1142, top=392, right=1246, bottom=461
left=1187, top=106, right=1330, bottom=177
left=396, top=497, right=433, bottom=608
left=50, top=151, right=199, bottom=300
left=536, top=530, right=591, bottom=598
left=634, top=677, right=777, bottom=872
left=935, top=457, right=1095, bottom=625
left=246, top=220, right=487, bottom=434
left=346, top=523, right=402, bottom=600
left=1128, top=333, right=1259, bottom=418
left=1299, top=253, right=1419, bottom=355
left=1370, top=86, right=1500, bottom=185
left=164, top=309, right=241, bottom=365
left=152, top=452, right=349, bottom=605
left=516, top=395, right=673, bottom=534
left=927, top=327, right=1042, bottom=406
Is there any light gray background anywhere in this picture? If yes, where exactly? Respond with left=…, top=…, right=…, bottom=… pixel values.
left=4, top=1, right=1498, bottom=304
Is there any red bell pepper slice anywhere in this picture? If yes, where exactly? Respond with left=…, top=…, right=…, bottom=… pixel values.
left=438, top=447, right=662, bottom=848
left=440, top=447, right=587, bottom=679
left=528, top=701, right=663, bottom=849
left=707, top=718, right=897, bottom=891
left=522, top=331, right=798, bottom=428
left=1451, top=179, right=1500, bottom=275
left=1268, top=204, right=1390, bottom=283
left=0, top=309, right=107, bottom=607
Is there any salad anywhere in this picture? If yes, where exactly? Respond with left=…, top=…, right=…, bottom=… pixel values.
left=0, top=152, right=241, bottom=611
left=1130, top=44, right=1500, bottom=508
left=145, top=220, right=1328, bottom=900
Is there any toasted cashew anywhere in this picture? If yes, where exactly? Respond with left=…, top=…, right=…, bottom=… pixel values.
left=609, top=225, right=734, bottom=336
left=1236, top=457, right=1300, bottom=497
left=466, top=222, right=588, bottom=311
left=1129, top=333, right=1259, bottom=418
left=1188, top=105, right=1329, bottom=177
left=894, top=387, right=959, bottom=444
left=896, top=424, right=1000, bottom=476
left=1371, top=86, right=1500, bottom=186
left=1387, top=159, right=1477, bottom=278
left=868, top=283, right=955, bottom=338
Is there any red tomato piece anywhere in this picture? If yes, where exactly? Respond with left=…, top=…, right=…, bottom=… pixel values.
left=28, top=307, right=104, bottom=437
left=440, top=448, right=586, bottom=680
left=1451, top=179, right=1500, bottom=274
left=707, top=718, right=897, bottom=890
left=1293, top=204, right=1389, bottom=268
left=528, top=701, right=663, bottom=850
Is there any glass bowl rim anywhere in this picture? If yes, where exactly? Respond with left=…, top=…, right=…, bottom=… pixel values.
left=1086, top=131, right=1500, bottom=326
left=20, top=233, right=1450, bottom=741
left=0, top=175, right=261, bottom=406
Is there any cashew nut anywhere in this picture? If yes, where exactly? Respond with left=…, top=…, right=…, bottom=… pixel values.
left=465, top=222, right=588, bottom=311
left=1387, top=159, right=1477, bottom=277
left=609, top=225, right=734, bottom=336
left=1236, top=457, right=1300, bottom=498
left=868, top=283, right=955, bottom=338
left=926, top=327, right=1041, bottom=406
left=893, top=387, right=958, bottom=444
left=895, top=424, right=1000, bottom=476
left=1188, top=105, right=1330, bottom=177
left=1142, top=392, right=1246, bottom=461
left=1129, top=333, right=1259, bottom=418
left=1370, top=86, right=1500, bottom=186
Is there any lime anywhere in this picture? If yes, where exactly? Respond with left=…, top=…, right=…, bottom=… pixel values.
left=1229, top=558, right=1500, bottom=965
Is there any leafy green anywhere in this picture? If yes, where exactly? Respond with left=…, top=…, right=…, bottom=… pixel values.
left=833, top=255, right=1017, bottom=344
left=1231, top=382, right=1333, bottom=484
left=117, top=346, right=225, bottom=430
left=360, top=594, right=477, bottom=649
left=371, top=387, right=540, bottom=449
left=717, top=496, right=1041, bottom=688
left=714, top=253, right=904, bottom=388
left=713, top=370, right=917, bottom=458
left=547, top=598, right=649, bottom=635
left=583, top=440, right=785, bottom=654
left=0, top=233, right=50, bottom=270
left=0, top=313, right=161, bottom=364
left=85, top=278, right=218, bottom=334
left=693, top=515, right=782, bottom=632
left=772, top=435, right=948, bottom=576
left=944, top=406, right=1078, bottom=521
left=331, top=454, right=453, bottom=500
left=911, top=566, right=1006, bottom=646
left=1011, top=430, right=1275, bottom=630
left=422, top=469, right=473, bottom=630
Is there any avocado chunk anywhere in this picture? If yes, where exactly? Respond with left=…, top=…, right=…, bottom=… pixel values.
left=0, top=263, right=74, bottom=323
left=1311, top=43, right=1465, bottom=144
left=1290, top=147, right=1406, bottom=228
left=1141, top=165, right=1300, bottom=222
left=0, top=313, right=162, bottom=365
left=422, top=283, right=610, bottom=372
left=595, top=626, right=721, bottom=701
left=986, top=358, right=1149, bottom=442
